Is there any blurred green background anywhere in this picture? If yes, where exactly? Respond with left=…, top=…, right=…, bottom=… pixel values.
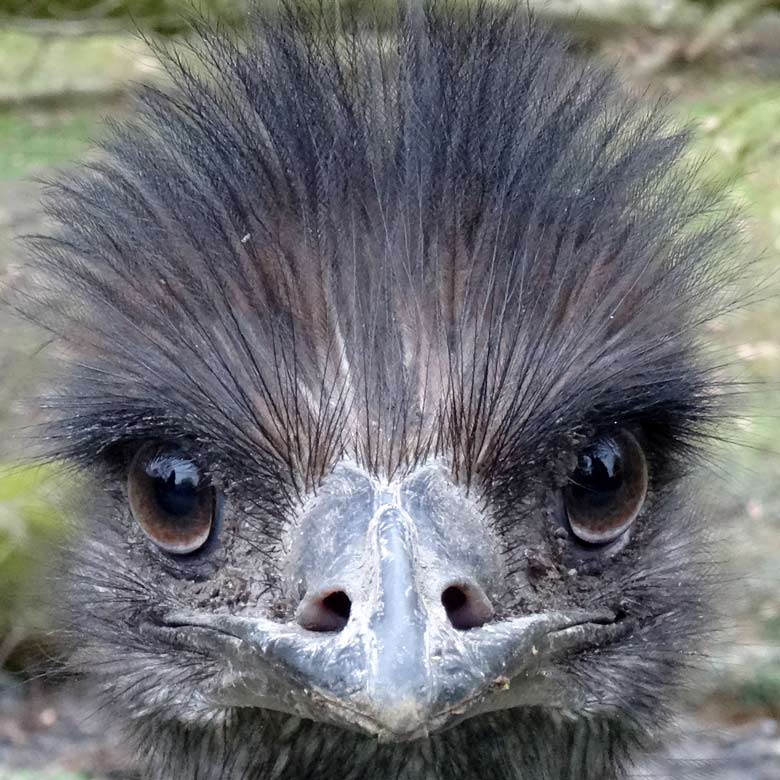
left=1, top=1, right=779, bottom=778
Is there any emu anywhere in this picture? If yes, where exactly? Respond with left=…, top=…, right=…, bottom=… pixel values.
left=18, top=3, right=742, bottom=779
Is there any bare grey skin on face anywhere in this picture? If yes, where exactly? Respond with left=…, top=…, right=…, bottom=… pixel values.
left=15, top=3, right=745, bottom=779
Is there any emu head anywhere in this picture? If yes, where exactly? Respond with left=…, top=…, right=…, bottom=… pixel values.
left=18, top=5, right=742, bottom=780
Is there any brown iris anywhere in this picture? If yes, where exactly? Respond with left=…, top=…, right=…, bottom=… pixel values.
left=128, top=444, right=216, bottom=555
left=563, top=430, right=648, bottom=545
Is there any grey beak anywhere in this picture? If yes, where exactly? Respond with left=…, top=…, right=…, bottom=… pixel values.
left=363, top=505, right=432, bottom=732
left=163, top=464, right=617, bottom=740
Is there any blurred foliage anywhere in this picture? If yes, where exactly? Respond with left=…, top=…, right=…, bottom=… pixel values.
left=0, top=0, right=770, bottom=36
left=0, top=28, right=151, bottom=88
left=0, top=465, right=69, bottom=662
left=675, top=81, right=780, bottom=719
left=0, top=0, right=413, bottom=35
left=0, top=110, right=97, bottom=178
left=0, top=0, right=239, bottom=10
left=0, top=0, right=249, bottom=33
left=737, top=669, right=780, bottom=717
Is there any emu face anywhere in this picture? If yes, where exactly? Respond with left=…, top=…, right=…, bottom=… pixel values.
left=21, top=6, right=741, bottom=780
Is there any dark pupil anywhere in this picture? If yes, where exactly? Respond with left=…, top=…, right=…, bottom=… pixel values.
left=571, top=441, right=623, bottom=497
left=149, top=458, right=200, bottom=518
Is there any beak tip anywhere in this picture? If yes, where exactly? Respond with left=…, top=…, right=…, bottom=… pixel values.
left=364, top=696, right=433, bottom=742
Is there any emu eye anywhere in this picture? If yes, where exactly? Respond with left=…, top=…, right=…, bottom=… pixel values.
left=128, top=444, right=216, bottom=555
left=563, top=430, right=648, bottom=545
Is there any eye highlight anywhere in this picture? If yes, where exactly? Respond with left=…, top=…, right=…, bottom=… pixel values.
left=128, top=444, right=217, bottom=555
left=563, top=430, right=648, bottom=545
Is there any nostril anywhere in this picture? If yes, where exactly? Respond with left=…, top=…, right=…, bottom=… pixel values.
left=323, top=591, right=352, bottom=623
left=297, top=589, right=352, bottom=632
left=441, top=585, right=467, bottom=613
left=441, top=583, right=493, bottom=630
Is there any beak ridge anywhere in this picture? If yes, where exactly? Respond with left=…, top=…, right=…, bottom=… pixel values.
left=364, top=505, right=433, bottom=736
